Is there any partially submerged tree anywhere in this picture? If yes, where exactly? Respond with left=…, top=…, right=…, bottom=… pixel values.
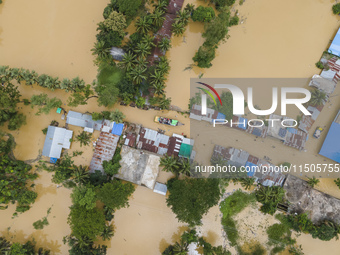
left=75, top=131, right=92, bottom=147
left=30, top=93, right=62, bottom=115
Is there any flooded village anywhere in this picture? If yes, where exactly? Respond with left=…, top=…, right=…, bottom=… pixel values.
left=1, top=0, right=340, bottom=254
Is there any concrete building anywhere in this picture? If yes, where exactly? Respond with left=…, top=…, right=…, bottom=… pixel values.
left=115, top=146, right=161, bottom=190
left=284, top=174, right=340, bottom=224
left=42, top=126, right=73, bottom=159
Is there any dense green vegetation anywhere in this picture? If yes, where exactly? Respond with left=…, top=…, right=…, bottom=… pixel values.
left=166, top=177, right=221, bottom=226
left=333, top=3, right=340, bottom=15
left=160, top=155, right=192, bottom=177
left=162, top=229, right=231, bottom=255
left=33, top=207, right=52, bottom=230
left=220, top=190, right=256, bottom=246
left=103, top=146, right=121, bottom=177
left=255, top=185, right=285, bottom=215
left=192, top=6, right=215, bottom=22
left=0, top=133, right=38, bottom=214
left=0, top=80, right=26, bottom=130
left=0, top=237, right=50, bottom=255
left=30, top=93, right=62, bottom=115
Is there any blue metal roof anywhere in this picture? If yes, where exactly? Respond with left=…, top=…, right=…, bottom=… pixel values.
left=111, top=123, right=124, bottom=136
left=217, top=112, right=226, bottom=119
left=245, top=161, right=257, bottom=177
left=238, top=117, right=247, bottom=130
left=319, top=121, right=340, bottom=163
left=328, top=28, right=340, bottom=57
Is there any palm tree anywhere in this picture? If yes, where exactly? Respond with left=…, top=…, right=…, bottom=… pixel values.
left=101, top=224, right=114, bottom=241
left=0, top=237, right=11, bottom=254
left=154, top=0, right=168, bottom=11
left=109, top=109, right=125, bottom=123
left=72, top=165, right=90, bottom=185
left=172, top=21, right=186, bottom=36
left=91, top=41, right=110, bottom=61
left=184, top=3, right=195, bottom=13
left=142, top=34, right=156, bottom=48
left=135, top=16, right=151, bottom=34
left=151, top=8, right=165, bottom=27
left=129, top=66, right=147, bottom=85
left=310, top=89, right=327, bottom=106
left=178, top=159, right=191, bottom=176
left=334, top=178, right=340, bottom=189
left=307, top=176, right=320, bottom=188
left=177, top=10, right=190, bottom=25
left=255, top=185, right=273, bottom=203
left=150, top=70, right=166, bottom=85
left=135, top=57, right=148, bottom=69
left=120, top=52, right=136, bottom=71
left=153, top=82, right=165, bottom=96
left=158, top=38, right=171, bottom=52
left=75, top=131, right=92, bottom=147
left=240, top=178, right=255, bottom=190
left=172, top=239, right=189, bottom=255
left=160, top=155, right=179, bottom=175
left=159, top=95, right=171, bottom=110
left=135, top=42, right=151, bottom=58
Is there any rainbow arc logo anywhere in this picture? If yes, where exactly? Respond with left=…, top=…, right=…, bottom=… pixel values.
left=196, top=82, right=222, bottom=107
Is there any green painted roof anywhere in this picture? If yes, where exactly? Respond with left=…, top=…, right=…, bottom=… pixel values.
left=179, top=143, right=192, bottom=158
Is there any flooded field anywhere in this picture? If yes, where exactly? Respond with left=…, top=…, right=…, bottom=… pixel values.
left=1, top=0, right=340, bottom=254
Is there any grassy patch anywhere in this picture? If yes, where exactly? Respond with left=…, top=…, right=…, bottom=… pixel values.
left=97, top=63, right=122, bottom=86
left=220, top=190, right=256, bottom=246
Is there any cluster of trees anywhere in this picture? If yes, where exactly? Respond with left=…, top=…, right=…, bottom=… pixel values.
left=40, top=151, right=135, bottom=253
left=162, top=229, right=230, bottom=255
left=92, top=0, right=173, bottom=110
left=279, top=213, right=340, bottom=242
left=171, top=6, right=191, bottom=36
left=92, top=109, right=125, bottom=123
left=166, top=177, right=221, bottom=226
left=255, top=185, right=285, bottom=215
left=29, top=93, right=62, bottom=115
left=0, top=80, right=26, bottom=130
left=190, top=2, right=239, bottom=68
left=0, top=66, right=86, bottom=92
left=192, top=6, right=215, bottom=23
left=0, top=237, right=50, bottom=255
left=160, top=155, right=192, bottom=177
left=0, top=133, right=38, bottom=214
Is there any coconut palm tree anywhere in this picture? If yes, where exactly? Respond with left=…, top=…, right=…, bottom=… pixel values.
left=151, top=8, right=165, bottom=27
left=160, top=155, right=179, bottom=175
left=172, top=21, right=186, bottom=36
left=178, top=159, right=191, bottom=176
left=255, top=185, right=273, bottom=203
left=150, top=70, right=166, bottom=85
left=310, top=89, right=327, bottom=106
left=177, top=10, right=190, bottom=25
left=158, top=38, right=171, bottom=52
left=75, top=131, right=92, bottom=147
left=129, top=66, right=147, bottom=85
left=172, top=239, right=189, bottom=255
left=142, top=34, right=156, bottom=48
left=154, top=0, right=168, bottom=11
left=307, top=176, right=320, bottom=188
left=135, top=42, right=152, bottom=58
left=91, top=41, right=110, bottom=61
left=135, top=57, right=148, bottom=69
left=240, top=178, right=255, bottom=190
left=135, top=16, right=151, bottom=34
left=0, top=237, right=11, bottom=254
left=159, top=95, right=171, bottom=110
left=109, top=109, right=125, bottom=123
left=153, top=82, right=165, bottom=96
left=101, top=224, right=114, bottom=241
left=72, top=165, right=90, bottom=185
left=120, top=52, right=136, bottom=71
left=184, top=3, right=195, bottom=13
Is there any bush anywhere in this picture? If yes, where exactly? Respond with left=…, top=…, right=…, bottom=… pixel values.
left=42, top=128, right=48, bottom=135
left=333, top=3, right=340, bottom=15
left=192, top=6, right=215, bottom=22
left=193, top=45, right=216, bottom=68
left=229, top=15, right=239, bottom=26
left=222, top=217, right=238, bottom=246
left=315, top=61, right=324, bottom=69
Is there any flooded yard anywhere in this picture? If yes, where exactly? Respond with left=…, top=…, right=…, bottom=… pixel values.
left=1, top=0, right=340, bottom=254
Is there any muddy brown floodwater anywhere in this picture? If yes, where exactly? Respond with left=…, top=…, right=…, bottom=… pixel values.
left=1, top=0, right=340, bottom=254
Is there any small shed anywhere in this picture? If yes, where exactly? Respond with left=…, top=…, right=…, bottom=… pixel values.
left=111, top=122, right=124, bottom=136
left=328, top=27, right=340, bottom=57
left=153, top=182, right=167, bottom=195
